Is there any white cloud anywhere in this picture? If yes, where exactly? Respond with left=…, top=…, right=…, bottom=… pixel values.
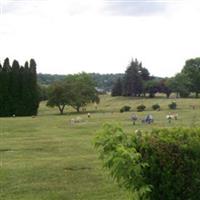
left=0, top=0, right=200, bottom=77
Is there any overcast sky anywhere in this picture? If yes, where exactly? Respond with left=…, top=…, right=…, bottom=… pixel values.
left=0, top=0, right=200, bottom=77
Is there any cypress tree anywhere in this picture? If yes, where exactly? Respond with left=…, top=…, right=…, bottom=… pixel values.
left=0, top=63, right=3, bottom=116
left=18, top=66, right=26, bottom=115
left=1, top=58, right=11, bottom=116
left=29, top=59, right=39, bottom=115
left=123, top=59, right=143, bottom=96
left=21, top=61, right=33, bottom=115
left=0, top=58, right=39, bottom=117
left=10, top=60, right=20, bottom=115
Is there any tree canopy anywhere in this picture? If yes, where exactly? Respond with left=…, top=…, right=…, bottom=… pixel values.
left=47, top=73, right=99, bottom=114
left=182, top=58, right=200, bottom=97
left=111, top=78, right=123, bottom=96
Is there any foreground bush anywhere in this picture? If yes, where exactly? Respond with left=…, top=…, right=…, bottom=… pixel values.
left=120, top=105, right=131, bottom=113
left=94, top=124, right=200, bottom=200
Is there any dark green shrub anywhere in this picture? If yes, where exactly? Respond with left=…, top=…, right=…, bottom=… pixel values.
left=152, top=104, right=160, bottom=111
left=120, top=105, right=131, bottom=113
left=95, top=124, right=200, bottom=200
left=168, top=101, right=177, bottom=109
left=137, top=104, right=146, bottom=112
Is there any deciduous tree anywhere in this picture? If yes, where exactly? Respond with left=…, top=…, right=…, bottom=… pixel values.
left=182, top=57, right=200, bottom=97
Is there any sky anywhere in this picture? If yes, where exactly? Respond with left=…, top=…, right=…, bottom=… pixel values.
left=0, top=0, right=200, bottom=77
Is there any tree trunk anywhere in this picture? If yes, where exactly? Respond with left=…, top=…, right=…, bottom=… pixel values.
left=76, top=106, right=80, bottom=112
left=58, top=105, right=65, bottom=115
left=196, top=92, right=199, bottom=98
left=166, top=93, right=170, bottom=98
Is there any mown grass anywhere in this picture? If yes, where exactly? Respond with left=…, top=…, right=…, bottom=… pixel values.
left=1, top=95, right=200, bottom=200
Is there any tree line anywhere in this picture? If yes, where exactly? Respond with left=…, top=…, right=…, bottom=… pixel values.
left=37, top=73, right=123, bottom=92
left=0, top=58, right=39, bottom=117
left=112, top=58, right=200, bottom=98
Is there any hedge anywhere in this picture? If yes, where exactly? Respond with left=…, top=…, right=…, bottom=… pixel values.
left=95, top=124, right=200, bottom=200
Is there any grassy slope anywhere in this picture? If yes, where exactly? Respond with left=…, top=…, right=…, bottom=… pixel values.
left=1, top=95, right=200, bottom=200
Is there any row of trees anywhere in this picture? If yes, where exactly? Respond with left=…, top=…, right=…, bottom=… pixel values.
left=112, top=59, right=170, bottom=97
left=0, top=60, right=99, bottom=116
left=0, top=58, right=39, bottom=117
left=37, top=73, right=123, bottom=92
left=47, top=73, right=99, bottom=114
left=112, top=58, right=200, bottom=98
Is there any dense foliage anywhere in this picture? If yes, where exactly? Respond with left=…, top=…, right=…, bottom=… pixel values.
left=123, top=59, right=150, bottom=97
left=111, top=78, right=123, bottom=96
left=0, top=58, right=39, bottom=116
left=38, top=57, right=200, bottom=99
left=167, top=73, right=191, bottom=98
left=182, top=57, right=200, bottom=97
left=37, top=73, right=66, bottom=85
left=47, top=73, right=99, bottom=114
left=90, top=73, right=124, bottom=92
left=38, top=85, right=49, bottom=101
left=95, top=124, right=151, bottom=200
left=95, top=124, right=200, bottom=200
left=65, top=73, right=99, bottom=112
left=111, top=59, right=172, bottom=98
left=38, top=73, right=123, bottom=92
left=47, top=81, right=70, bottom=114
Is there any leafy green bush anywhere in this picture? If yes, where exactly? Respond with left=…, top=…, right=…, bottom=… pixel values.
left=137, top=104, right=146, bottom=112
left=120, top=105, right=131, bottom=113
left=94, top=124, right=151, bottom=199
left=152, top=104, right=160, bottom=111
left=168, top=101, right=177, bottom=109
left=95, top=124, right=200, bottom=200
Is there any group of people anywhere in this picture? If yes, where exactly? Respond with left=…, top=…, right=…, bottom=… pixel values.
left=131, top=112, right=178, bottom=125
left=131, top=114, right=154, bottom=125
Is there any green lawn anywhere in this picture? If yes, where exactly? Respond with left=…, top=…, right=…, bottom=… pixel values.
left=1, top=95, right=200, bottom=200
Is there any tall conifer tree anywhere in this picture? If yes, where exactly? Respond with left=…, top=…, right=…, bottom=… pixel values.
left=0, top=58, right=39, bottom=116
left=29, top=59, right=39, bottom=115
left=10, top=60, right=20, bottom=115
left=0, top=63, right=3, bottom=115
left=2, top=58, right=11, bottom=116
left=123, top=59, right=143, bottom=96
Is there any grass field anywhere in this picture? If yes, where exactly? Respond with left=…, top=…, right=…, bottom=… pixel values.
left=1, top=95, right=200, bottom=200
